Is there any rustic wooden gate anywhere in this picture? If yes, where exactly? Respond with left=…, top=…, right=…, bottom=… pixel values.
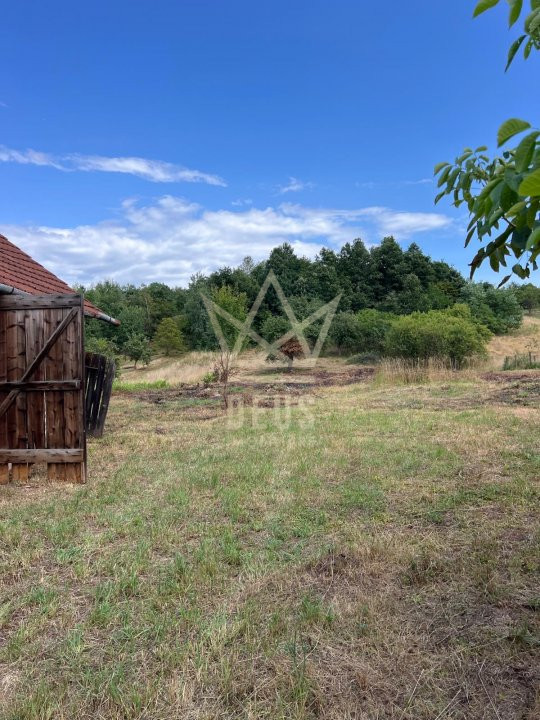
left=0, top=293, right=86, bottom=484
left=85, top=352, right=116, bottom=438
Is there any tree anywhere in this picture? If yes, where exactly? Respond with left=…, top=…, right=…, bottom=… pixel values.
left=276, top=338, right=305, bottom=371
left=435, top=0, right=540, bottom=282
left=153, top=318, right=186, bottom=356
left=124, top=333, right=152, bottom=367
left=370, top=237, right=407, bottom=301
left=514, top=282, right=540, bottom=313
left=337, top=239, right=373, bottom=310
left=396, top=274, right=430, bottom=314
left=210, top=285, right=248, bottom=350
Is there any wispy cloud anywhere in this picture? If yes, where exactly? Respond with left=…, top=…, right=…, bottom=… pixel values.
left=0, top=147, right=64, bottom=169
left=231, top=198, right=253, bottom=207
left=278, top=177, right=314, bottom=194
left=401, top=178, right=433, bottom=186
left=2, top=197, right=456, bottom=288
left=0, top=145, right=226, bottom=186
left=356, top=178, right=434, bottom=189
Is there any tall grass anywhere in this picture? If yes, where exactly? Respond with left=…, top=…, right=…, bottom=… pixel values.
left=502, top=353, right=540, bottom=370
left=374, top=358, right=481, bottom=385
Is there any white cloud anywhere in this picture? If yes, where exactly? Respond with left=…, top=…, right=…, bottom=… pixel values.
left=401, top=178, right=433, bottom=186
left=0, top=145, right=226, bottom=186
left=356, top=178, right=434, bottom=189
left=355, top=206, right=451, bottom=236
left=278, top=177, right=314, bottom=194
left=0, top=147, right=64, bottom=169
left=2, top=197, right=455, bottom=287
left=231, top=198, right=253, bottom=207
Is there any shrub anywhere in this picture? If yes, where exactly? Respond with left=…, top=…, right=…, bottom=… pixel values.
left=384, top=309, right=490, bottom=367
left=329, top=312, right=363, bottom=354
left=356, top=309, right=394, bottom=353
left=329, top=309, right=393, bottom=355
left=460, top=283, right=522, bottom=334
left=85, top=336, right=122, bottom=377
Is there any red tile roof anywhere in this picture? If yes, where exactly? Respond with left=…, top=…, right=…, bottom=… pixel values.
left=0, top=232, right=106, bottom=320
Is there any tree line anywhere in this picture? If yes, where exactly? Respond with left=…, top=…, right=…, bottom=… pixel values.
left=82, top=237, right=538, bottom=366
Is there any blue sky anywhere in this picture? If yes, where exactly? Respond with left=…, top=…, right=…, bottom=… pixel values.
left=0, top=0, right=538, bottom=287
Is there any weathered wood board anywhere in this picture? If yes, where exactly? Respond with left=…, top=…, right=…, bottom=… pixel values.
left=0, top=293, right=86, bottom=483
left=85, top=352, right=115, bottom=438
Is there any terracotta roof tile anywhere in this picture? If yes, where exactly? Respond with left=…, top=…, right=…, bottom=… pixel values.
left=0, top=233, right=105, bottom=319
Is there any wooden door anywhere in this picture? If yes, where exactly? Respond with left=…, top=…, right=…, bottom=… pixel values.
left=0, top=293, right=86, bottom=483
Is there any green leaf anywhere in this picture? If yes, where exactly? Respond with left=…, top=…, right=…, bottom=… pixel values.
left=473, top=0, right=500, bottom=16
left=525, top=7, right=540, bottom=31
left=434, top=162, right=450, bottom=175
left=519, top=168, right=540, bottom=196
left=434, top=191, right=446, bottom=204
left=515, top=131, right=540, bottom=172
left=509, top=0, right=524, bottom=25
left=506, top=200, right=527, bottom=215
left=504, top=168, right=523, bottom=192
left=437, top=166, right=452, bottom=187
left=527, top=201, right=539, bottom=226
left=457, top=150, right=474, bottom=163
left=524, top=38, right=534, bottom=59
left=506, top=35, right=526, bottom=70
left=497, top=118, right=531, bottom=147
left=526, top=226, right=540, bottom=250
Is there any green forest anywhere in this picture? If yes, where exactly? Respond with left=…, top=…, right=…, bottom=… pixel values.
left=83, top=237, right=540, bottom=368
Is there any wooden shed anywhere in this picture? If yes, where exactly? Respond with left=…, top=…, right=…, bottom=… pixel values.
left=0, top=233, right=118, bottom=484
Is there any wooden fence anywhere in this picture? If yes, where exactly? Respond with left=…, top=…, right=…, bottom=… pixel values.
left=85, top=352, right=115, bottom=438
left=0, top=293, right=86, bottom=483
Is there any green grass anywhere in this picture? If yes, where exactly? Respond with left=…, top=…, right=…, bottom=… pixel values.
left=0, top=374, right=539, bottom=719
left=113, top=379, right=170, bottom=392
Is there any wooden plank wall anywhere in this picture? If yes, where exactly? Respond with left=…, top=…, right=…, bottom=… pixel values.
left=85, top=352, right=116, bottom=438
left=0, top=294, right=86, bottom=484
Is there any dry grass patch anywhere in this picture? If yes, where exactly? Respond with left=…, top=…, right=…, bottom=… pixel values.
left=0, top=366, right=538, bottom=719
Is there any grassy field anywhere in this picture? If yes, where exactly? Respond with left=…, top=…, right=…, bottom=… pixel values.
left=0, top=333, right=539, bottom=718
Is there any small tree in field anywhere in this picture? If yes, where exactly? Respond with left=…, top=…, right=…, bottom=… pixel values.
left=153, top=317, right=186, bottom=356
left=514, top=283, right=540, bottom=314
left=124, top=333, right=152, bottom=367
left=267, top=337, right=305, bottom=372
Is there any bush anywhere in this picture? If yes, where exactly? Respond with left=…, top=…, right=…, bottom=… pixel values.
left=329, top=313, right=363, bottom=354
left=460, top=283, right=522, bottom=334
left=356, top=310, right=394, bottom=353
left=384, top=309, right=490, bottom=367
left=329, top=309, right=393, bottom=355
left=85, top=336, right=122, bottom=377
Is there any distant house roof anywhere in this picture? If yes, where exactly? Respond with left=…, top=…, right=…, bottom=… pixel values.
left=0, top=233, right=117, bottom=324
